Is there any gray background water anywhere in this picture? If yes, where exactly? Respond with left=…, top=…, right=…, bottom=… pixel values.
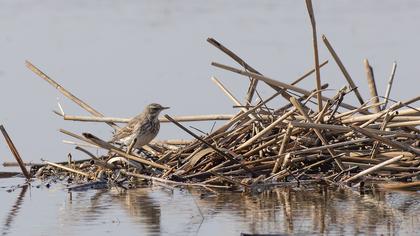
left=0, top=1, right=420, bottom=235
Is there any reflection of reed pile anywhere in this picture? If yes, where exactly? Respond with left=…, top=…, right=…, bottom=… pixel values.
left=1, top=0, right=419, bottom=192
left=188, top=187, right=406, bottom=235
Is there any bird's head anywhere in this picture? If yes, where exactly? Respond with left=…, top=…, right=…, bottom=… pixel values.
left=145, top=103, right=170, bottom=118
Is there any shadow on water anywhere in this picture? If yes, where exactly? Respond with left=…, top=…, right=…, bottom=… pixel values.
left=1, top=184, right=28, bottom=236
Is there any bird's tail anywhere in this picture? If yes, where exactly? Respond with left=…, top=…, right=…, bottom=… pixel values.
left=83, top=133, right=117, bottom=150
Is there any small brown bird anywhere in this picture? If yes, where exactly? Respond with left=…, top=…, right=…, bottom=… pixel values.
left=111, top=103, right=169, bottom=151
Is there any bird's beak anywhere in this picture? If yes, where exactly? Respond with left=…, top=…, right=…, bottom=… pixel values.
left=162, top=106, right=170, bottom=110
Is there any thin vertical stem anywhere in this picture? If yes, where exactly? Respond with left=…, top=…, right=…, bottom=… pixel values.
left=383, top=62, right=397, bottom=110
left=305, top=0, right=323, bottom=112
left=272, top=124, right=293, bottom=173
left=322, top=35, right=365, bottom=105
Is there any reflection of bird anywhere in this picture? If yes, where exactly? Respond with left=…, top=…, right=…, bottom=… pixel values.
left=111, top=103, right=169, bottom=151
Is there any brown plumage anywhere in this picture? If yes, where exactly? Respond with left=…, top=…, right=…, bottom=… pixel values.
left=111, top=103, right=169, bottom=149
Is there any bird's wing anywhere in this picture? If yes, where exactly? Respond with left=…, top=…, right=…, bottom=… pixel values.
left=111, top=115, right=141, bottom=141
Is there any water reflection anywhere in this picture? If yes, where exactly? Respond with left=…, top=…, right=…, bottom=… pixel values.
left=59, top=190, right=111, bottom=226
left=1, top=183, right=418, bottom=235
left=110, top=188, right=161, bottom=235
left=54, top=186, right=419, bottom=235
left=1, top=185, right=28, bottom=236
left=58, top=188, right=162, bottom=235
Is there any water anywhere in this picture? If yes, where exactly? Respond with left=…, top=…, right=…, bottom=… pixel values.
left=1, top=1, right=420, bottom=235
left=1, top=178, right=419, bottom=236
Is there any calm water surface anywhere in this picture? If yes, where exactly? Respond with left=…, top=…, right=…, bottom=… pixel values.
left=1, top=177, right=419, bottom=236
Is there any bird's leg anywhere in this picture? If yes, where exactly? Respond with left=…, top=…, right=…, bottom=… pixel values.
left=127, top=138, right=137, bottom=155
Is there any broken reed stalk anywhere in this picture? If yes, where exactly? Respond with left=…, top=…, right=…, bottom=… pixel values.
left=350, top=125, right=420, bottom=155
left=383, top=62, right=397, bottom=110
left=393, top=95, right=420, bottom=110
left=3, top=162, right=42, bottom=167
left=272, top=123, right=293, bottom=173
left=289, top=97, right=345, bottom=170
left=236, top=88, right=317, bottom=150
left=81, top=133, right=171, bottom=170
left=237, top=108, right=295, bottom=150
left=342, top=97, right=420, bottom=132
left=358, top=100, right=419, bottom=131
left=206, top=37, right=260, bottom=104
left=62, top=140, right=100, bottom=148
left=334, top=100, right=383, bottom=120
left=291, top=60, right=328, bottom=85
left=322, top=35, right=364, bottom=105
left=153, top=139, right=192, bottom=145
left=59, top=129, right=98, bottom=147
left=364, top=115, right=420, bottom=122
left=206, top=90, right=283, bottom=140
left=208, top=170, right=250, bottom=189
left=75, top=146, right=116, bottom=170
left=25, top=60, right=119, bottom=130
left=123, top=170, right=231, bottom=189
left=59, top=114, right=234, bottom=123
left=343, top=162, right=419, bottom=172
left=290, top=121, right=419, bottom=138
left=207, top=37, right=329, bottom=106
left=364, top=59, right=381, bottom=113
left=0, top=125, right=31, bottom=179
left=211, top=76, right=256, bottom=120
left=357, top=105, right=399, bottom=129
left=211, top=62, right=363, bottom=112
left=74, top=146, right=96, bottom=159
left=369, top=111, right=397, bottom=159
left=341, top=107, right=420, bottom=123
left=43, top=159, right=95, bottom=179
left=288, top=135, right=394, bottom=156
left=67, top=153, right=72, bottom=167
left=5, top=158, right=92, bottom=169
left=60, top=128, right=169, bottom=170
left=305, top=0, right=323, bottom=112
left=385, top=120, right=420, bottom=128
left=295, top=157, right=335, bottom=178
left=344, top=155, right=404, bottom=183
left=164, top=114, right=256, bottom=176
left=379, top=180, right=420, bottom=190
left=208, top=38, right=303, bottom=106
left=0, top=172, right=21, bottom=178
